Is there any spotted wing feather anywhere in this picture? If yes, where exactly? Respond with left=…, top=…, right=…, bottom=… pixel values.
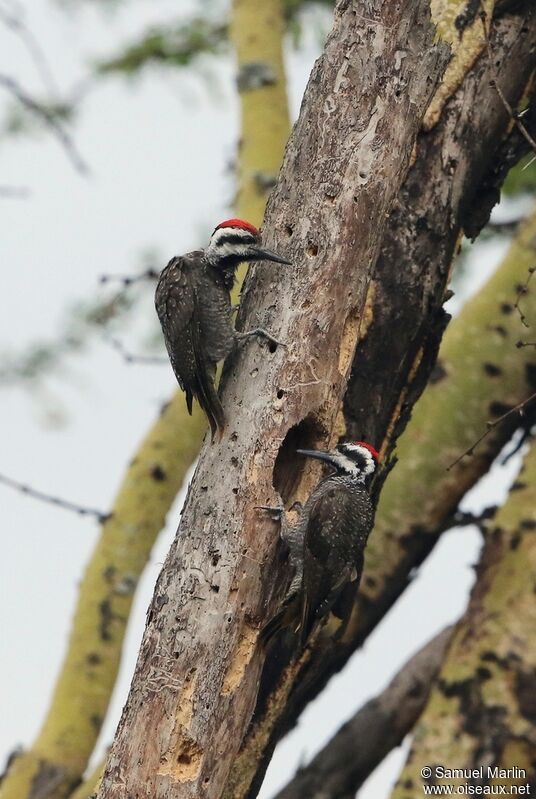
left=299, top=478, right=372, bottom=645
left=155, top=255, right=225, bottom=438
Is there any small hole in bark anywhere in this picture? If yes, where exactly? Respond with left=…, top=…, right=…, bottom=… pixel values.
left=231, top=456, right=239, bottom=467
left=277, top=389, right=285, bottom=399
left=232, top=487, right=238, bottom=495
left=273, top=416, right=326, bottom=503
left=306, top=242, right=318, bottom=257
left=285, top=224, right=293, bottom=237
left=268, top=340, right=277, bottom=354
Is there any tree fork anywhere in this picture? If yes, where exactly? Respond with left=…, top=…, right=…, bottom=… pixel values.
left=97, top=1, right=448, bottom=797
left=232, top=7, right=536, bottom=796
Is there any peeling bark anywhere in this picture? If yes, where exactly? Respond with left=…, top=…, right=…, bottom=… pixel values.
left=235, top=7, right=536, bottom=796
left=97, top=2, right=448, bottom=797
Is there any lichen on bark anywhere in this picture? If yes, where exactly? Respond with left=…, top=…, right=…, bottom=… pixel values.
left=392, top=441, right=536, bottom=796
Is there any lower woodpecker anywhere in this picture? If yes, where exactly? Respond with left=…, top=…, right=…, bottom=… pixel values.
left=155, top=218, right=291, bottom=440
left=261, top=441, right=379, bottom=647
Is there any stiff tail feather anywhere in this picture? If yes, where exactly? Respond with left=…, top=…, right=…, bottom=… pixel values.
left=191, top=315, right=226, bottom=441
left=259, top=595, right=300, bottom=648
left=195, top=370, right=225, bottom=441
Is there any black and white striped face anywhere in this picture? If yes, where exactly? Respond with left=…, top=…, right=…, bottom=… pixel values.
left=297, top=441, right=379, bottom=482
left=206, top=218, right=291, bottom=268
left=335, top=442, right=379, bottom=479
left=207, top=221, right=259, bottom=265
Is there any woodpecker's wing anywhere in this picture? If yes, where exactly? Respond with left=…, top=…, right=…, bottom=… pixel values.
left=189, top=295, right=225, bottom=439
left=155, top=256, right=196, bottom=395
left=155, top=255, right=227, bottom=439
left=299, top=481, right=366, bottom=645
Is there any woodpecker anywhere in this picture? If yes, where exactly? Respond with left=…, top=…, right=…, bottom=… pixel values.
left=155, top=219, right=290, bottom=440
left=261, top=441, right=379, bottom=647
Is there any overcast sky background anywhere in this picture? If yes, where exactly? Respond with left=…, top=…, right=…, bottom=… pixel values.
left=0, top=2, right=526, bottom=797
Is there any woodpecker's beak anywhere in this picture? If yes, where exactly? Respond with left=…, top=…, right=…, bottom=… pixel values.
left=252, top=247, right=292, bottom=265
left=296, top=448, right=336, bottom=467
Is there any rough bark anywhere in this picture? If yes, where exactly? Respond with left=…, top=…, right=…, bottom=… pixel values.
left=1, top=3, right=291, bottom=798
left=274, top=627, right=453, bottom=799
left=235, top=7, right=536, bottom=796
left=392, top=443, right=536, bottom=797
left=97, top=2, right=448, bottom=797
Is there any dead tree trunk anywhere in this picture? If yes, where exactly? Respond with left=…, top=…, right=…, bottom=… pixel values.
left=225, top=4, right=536, bottom=797
left=97, top=1, right=448, bottom=797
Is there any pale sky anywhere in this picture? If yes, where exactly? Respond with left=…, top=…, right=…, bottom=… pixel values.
left=0, top=3, right=523, bottom=798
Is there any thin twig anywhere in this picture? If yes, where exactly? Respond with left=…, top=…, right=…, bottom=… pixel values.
left=491, top=79, right=536, bottom=157
left=104, top=334, right=167, bottom=365
left=0, top=471, right=109, bottom=522
left=513, top=265, right=536, bottom=328
left=446, top=391, right=536, bottom=471
left=478, top=0, right=536, bottom=159
left=0, top=73, right=89, bottom=174
left=99, top=268, right=159, bottom=287
left=0, top=184, right=30, bottom=198
left=0, top=1, right=59, bottom=97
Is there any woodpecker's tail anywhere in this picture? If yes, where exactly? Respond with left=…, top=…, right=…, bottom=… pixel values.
left=259, top=595, right=300, bottom=648
left=195, top=372, right=225, bottom=442
left=191, top=320, right=226, bottom=441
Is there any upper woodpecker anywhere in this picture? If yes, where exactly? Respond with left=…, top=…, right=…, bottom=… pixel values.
left=155, top=219, right=290, bottom=440
left=261, top=441, right=379, bottom=647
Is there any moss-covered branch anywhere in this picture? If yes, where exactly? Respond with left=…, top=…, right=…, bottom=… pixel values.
left=0, top=3, right=291, bottom=799
left=392, top=442, right=536, bottom=796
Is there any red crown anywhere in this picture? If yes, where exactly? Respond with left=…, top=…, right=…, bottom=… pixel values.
left=354, top=441, right=380, bottom=461
left=215, top=218, right=259, bottom=236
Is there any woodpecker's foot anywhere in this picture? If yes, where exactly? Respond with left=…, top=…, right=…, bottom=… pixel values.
left=255, top=504, right=284, bottom=521
left=235, top=328, right=286, bottom=350
left=282, top=525, right=304, bottom=564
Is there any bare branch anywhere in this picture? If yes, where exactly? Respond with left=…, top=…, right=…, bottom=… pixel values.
left=446, top=390, right=536, bottom=470
left=274, top=628, right=454, bottom=799
left=491, top=78, right=536, bottom=157
left=103, top=334, right=167, bottom=366
left=0, top=0, right=59, bottom=96
left=0, top=471, right=110, bottom=522
left=98, top=268, right=159, bottom=287
left=0, top=184, right=30, bottom=198
left=0, top=73, right=89, bottom=174
left=513, top=264, right=536, bottom=328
